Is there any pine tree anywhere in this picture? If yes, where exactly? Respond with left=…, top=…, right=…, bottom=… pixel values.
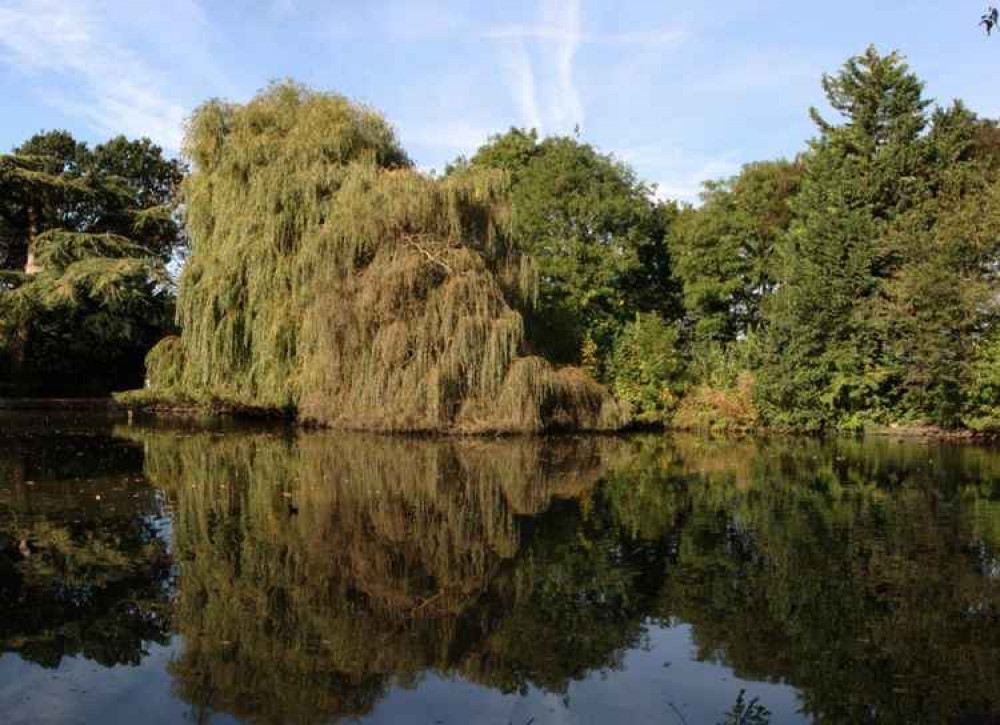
left=757, top=47, right=931, bottom=429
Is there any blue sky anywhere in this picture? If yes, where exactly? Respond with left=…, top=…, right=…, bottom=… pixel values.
left=1, top=0, right=997, bottom=201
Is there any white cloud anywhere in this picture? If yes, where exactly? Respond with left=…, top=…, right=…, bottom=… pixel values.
left=485, top=2, right=685, bottom=136
left=498, top=39, right=543, bottom=131
left=543, top=0, right=584, bottom=132
left=0, top=0, right=218, bottom=152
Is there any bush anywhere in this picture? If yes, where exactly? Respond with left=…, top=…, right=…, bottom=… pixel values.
left=673, top=371, right=759, bottom=432
left=606, top=314, right=684, bottom=424
left=963, top=332, right=1000, bottom=432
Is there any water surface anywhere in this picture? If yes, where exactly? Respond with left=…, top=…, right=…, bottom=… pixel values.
left=1, top=412, right=999, bottom=724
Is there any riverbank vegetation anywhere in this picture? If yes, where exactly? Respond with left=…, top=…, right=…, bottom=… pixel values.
left=3, top=45, right=1000, bottom=433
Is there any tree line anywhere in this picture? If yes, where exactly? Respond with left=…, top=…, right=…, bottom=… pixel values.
left=2, top=46, right=999, bottom=432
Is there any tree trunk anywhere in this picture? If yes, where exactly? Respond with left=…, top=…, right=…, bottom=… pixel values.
left=7, top=204, right=38, bottom=390
left=23, top=204, right=41, bottom=275
left=8, top=323, right=29, bottom=388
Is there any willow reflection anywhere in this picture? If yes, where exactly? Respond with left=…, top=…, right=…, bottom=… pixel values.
left=124, top=429, right=650, bottom=723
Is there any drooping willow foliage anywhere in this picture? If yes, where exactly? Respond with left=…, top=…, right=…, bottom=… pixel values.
left=136, top=82, right=625, bottom=432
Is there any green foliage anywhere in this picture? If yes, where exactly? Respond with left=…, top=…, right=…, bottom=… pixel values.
left=1, top=130, right=184, bottom=264
left=607, top=313, right=684, bottom=423
left=8, top=49, right=1000, bottom=433
left=964, top=331, right=1000, bottom=432
left=0, top=129, right=182, bottom=395
left=753, top=46, right=1000, bottom=430
left=661, top=47, right=1000, bottom=432
left=672, top=160, right=800, bottom=344
left=0, top=232, right=173, bottom=395
left=460, top=129, right=680, bottom=364
left=146, top=82, right=624, bottom=432
left=876, top=105, right=1000, bottom=427
left=718, top=690, right=772, bottom=725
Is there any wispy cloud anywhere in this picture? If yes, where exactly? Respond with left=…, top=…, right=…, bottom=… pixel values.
left=0, top=0, right=219, bottom=151
left=485, top=0, right=583, bottom=135
left=484, top=25, right=686, bottom=46
left=498, top=40, right=544, bottom=132
left=485, top=1, right=685, bottom=135
left=544, top=0, right=583, bottom=132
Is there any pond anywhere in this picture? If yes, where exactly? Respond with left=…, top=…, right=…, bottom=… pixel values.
left=1, top=411, right=999, bottom=724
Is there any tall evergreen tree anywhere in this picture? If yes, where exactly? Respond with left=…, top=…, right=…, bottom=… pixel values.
left=757, top=47, right=932, bottom=429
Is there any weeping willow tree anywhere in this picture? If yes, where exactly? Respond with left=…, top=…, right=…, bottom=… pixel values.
left=133, top=81, right=625, bottom=432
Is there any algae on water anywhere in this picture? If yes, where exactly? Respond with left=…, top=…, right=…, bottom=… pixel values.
left=134, top=81, right=626, bottom=432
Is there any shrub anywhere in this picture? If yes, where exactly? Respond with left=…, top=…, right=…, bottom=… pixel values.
left=963, top=332, right=1000, bottom=432
left=673, top=371, right=759, bottom=432
left=606, top=313, right=684, bottom=424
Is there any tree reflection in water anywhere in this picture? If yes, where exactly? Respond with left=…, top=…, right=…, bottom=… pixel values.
left=0, top=429, right=172, bottom=669
left=125, top=429, right=649, bottom=723
left=2, top=424, right=1000, bottom=724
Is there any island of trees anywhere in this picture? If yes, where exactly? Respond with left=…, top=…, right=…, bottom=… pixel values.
left=2, top=46, right=1000, bottom=434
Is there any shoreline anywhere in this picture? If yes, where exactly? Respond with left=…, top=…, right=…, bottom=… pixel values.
left=0, top=397, right=124, bottom=411
left=3, top=397, right=998, bottom=443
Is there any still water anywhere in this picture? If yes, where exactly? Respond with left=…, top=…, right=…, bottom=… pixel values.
left=1, top=411, right=999, bottom=724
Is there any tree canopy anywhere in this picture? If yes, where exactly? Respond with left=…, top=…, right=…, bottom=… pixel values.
left=456, top=129, right=681, bottom=366
left=6, top=46, right=1000, bottom=435
left=0, top=130, right=183, bottom=395
left=671, top=159, right=801, bottom=345
left=754, top=47, right=1000, bottom=430
left=133, top=82, right=624, bottom=432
